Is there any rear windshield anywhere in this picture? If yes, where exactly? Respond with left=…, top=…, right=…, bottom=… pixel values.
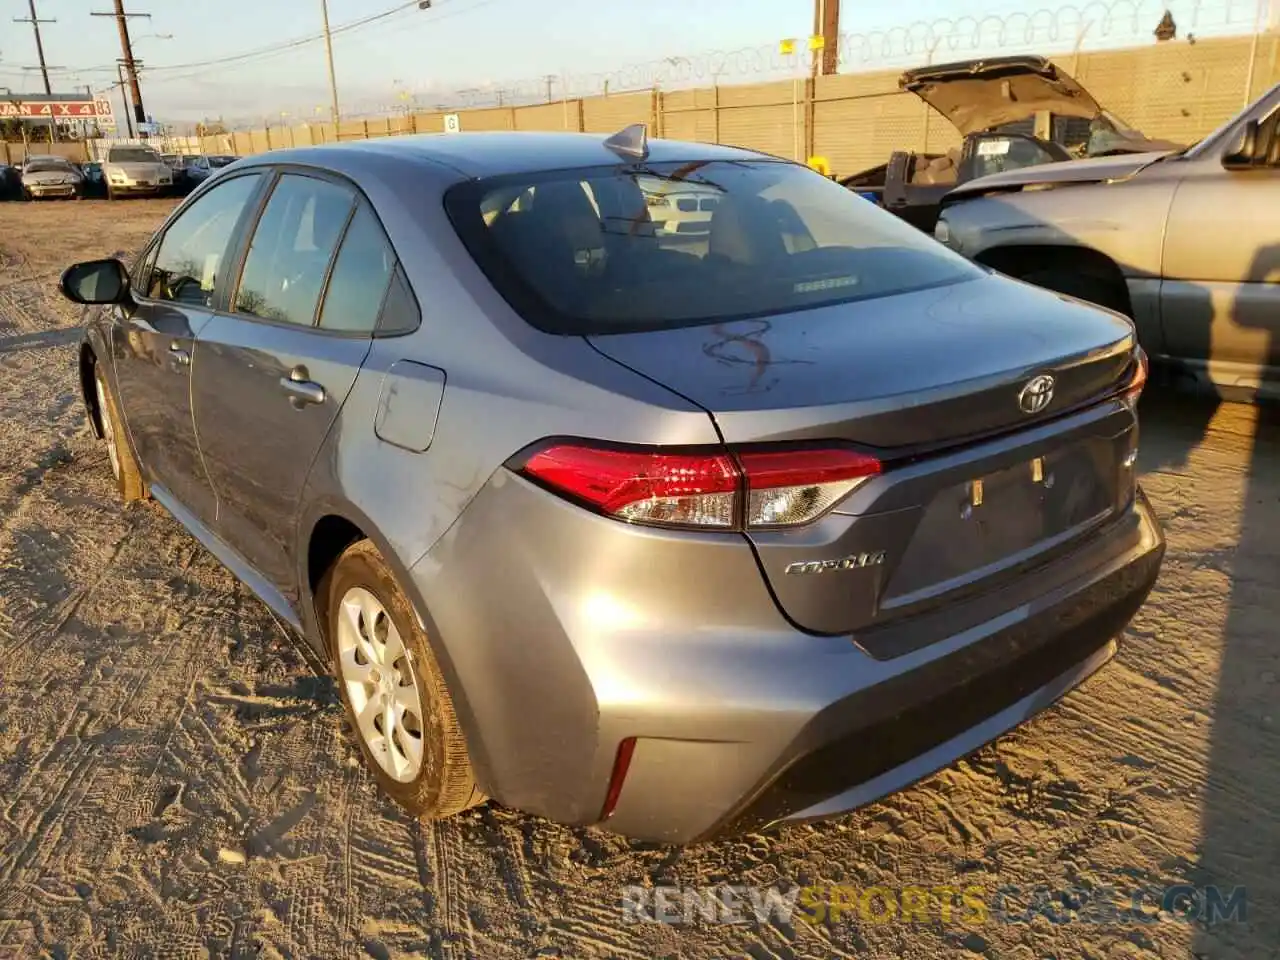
left=445, top=159, right=981, bottom=334
left=108, top=147, right=161, bottom=163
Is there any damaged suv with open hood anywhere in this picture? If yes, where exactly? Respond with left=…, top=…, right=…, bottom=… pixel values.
left=843, top=55, right=1180, bottom=232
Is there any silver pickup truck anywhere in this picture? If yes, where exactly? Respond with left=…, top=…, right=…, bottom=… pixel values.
left=935, top=82, right=1280, bottom=400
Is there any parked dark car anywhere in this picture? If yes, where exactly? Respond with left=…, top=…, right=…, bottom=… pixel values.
left=842, top=56, right=1182, bottom=232
left=80, top=161, right=106, bottom=198
left=59, top=128, right=1164, bottom=844
left=0, top=163, right=22, bottom=201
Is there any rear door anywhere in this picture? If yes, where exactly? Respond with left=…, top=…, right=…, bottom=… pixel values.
left=1160, top=114, right=1280, bottom=387
left=190, top=170, right=399, bottom=604
left=109, top=170, right=267, bottom=527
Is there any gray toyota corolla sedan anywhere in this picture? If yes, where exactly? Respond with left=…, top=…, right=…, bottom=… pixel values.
left=59, top=126, right=1164, bottom=844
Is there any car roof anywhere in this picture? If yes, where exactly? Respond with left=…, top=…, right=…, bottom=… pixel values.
left=233, top=131, right=776, bottom=181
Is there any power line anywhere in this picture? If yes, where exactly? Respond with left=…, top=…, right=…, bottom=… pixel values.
left=130, top=0, right=499, bottom=91
left=12, top=0, right=56, bottom=95
left=139, top=0, right=424, bottom=75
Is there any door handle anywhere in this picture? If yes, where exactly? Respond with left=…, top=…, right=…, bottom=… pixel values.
left=168, top=342, right=190, bottom=367
left=280, top=367, right=326, bottom=407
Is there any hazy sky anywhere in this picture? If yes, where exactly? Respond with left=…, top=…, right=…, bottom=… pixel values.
left=0, top=0, right=1263, bottom=123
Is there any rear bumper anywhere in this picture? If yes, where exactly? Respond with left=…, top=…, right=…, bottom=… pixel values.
left=409, top=476, right=1164, bottom=845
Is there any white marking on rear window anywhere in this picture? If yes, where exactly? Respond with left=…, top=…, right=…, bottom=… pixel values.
left=793, top=276, right=859, bottom=294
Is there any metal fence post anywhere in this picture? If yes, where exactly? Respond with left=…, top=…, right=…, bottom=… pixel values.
left=805, top=74, right=817, bottom=160
left=713, top=83, right=721, bottom=143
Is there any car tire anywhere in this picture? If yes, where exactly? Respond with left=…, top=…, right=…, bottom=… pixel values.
left=321, top=539, right=485, bottom=819
left=93, top=364, right=147, bottom=503
left=1020, top=269, right=1131, bottom=317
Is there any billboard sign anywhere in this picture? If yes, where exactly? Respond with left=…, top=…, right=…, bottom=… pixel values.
left=0, top=98, right=115, bottom=120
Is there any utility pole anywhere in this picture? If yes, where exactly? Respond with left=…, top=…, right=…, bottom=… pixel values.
left=320, top=0, right=340, bottom=123
left=13, top=0, right=55, bottom=95
left=92, top=1, right=149, bottom=133
left=116, top=62, right=135, bottom=138
left=813, top=0, right=841, bottom=76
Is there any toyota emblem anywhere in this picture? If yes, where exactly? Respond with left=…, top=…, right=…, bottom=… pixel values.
left=1018, top=374, right=1056, bottom=414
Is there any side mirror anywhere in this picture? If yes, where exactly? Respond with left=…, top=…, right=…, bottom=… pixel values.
left=59, top=258, right=131, bottom=306
left=1223, top=118, right=1271, bottom=169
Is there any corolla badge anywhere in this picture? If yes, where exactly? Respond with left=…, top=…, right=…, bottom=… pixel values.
left=1018, top=374, right=1056, bottom=415
left=785, top=551, right=886, bottom=575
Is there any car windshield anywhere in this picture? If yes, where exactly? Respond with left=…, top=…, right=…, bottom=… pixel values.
left=208, top=156, right=236, bottom=167
left=446, top=159, right=982, bottom=334
left=24, top=160, right=72, bottom=174
left=182, top=155, right=206, bottom=166
left=108, top=147, right=161, bottom=163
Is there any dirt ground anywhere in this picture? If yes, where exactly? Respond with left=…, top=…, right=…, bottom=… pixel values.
left=1, top=199, right=1278, bottom=960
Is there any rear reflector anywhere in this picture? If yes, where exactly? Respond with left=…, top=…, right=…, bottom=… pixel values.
left=600, top=736, right=637, bottom=821
left=516, top=441, right=881, bottom=530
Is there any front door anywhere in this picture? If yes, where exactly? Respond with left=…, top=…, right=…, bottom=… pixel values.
left=191, top=172, right=395, bottom=605
left=109, top=171, right=267, bottom=527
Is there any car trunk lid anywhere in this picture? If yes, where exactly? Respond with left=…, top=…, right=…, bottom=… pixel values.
left=588, top=273, right=1140, bottom=636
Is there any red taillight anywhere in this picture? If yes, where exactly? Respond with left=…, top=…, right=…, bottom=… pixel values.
left=1119, top=346, right=1149, bottom=409
left=517, top=441, right=881, bottom=530
left=520, top=445, right=739, bottom=527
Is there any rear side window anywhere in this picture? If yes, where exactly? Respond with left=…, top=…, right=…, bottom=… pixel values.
left=318, top=203, right=396, bottom=333
left=233, top=174, right=356, bottom=327
left=445, top=159, right=982, bottom=335
left=376, top=267, right=420, bottom=335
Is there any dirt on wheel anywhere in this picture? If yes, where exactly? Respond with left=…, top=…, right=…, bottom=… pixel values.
left=1, top=199, right=1278, bottom=959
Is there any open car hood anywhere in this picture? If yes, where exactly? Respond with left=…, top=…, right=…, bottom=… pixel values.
left=900, top=55, right=1106, bottom=136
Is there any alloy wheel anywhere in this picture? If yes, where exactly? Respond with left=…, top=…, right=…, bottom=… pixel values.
left=335, top=586, right=425, bottom=782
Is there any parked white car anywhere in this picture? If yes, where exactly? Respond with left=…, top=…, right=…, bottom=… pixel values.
left=20, top=156, right=84, bottom=200
left=102, top=144, right=172, bottom=200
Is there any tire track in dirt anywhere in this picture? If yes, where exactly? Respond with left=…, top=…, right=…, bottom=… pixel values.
left=428, top=819, right=479, bottom=960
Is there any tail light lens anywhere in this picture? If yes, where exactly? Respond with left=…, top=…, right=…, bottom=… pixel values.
left=1118, top=346, right=1149, bottom=410
left=519, top=445, right=739, bottom=527
left=516, top=442, right=881, bottom=530
left=738, top=448, right=881, bottom=527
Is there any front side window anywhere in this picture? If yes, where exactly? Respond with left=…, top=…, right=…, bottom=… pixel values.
left=446, top=159, right=982, bottom=334
left=233, top=174, right=355, bottom=327
left=146, top=173, right=263, bottom=307
left=317, top=202, right=397, bottom=333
